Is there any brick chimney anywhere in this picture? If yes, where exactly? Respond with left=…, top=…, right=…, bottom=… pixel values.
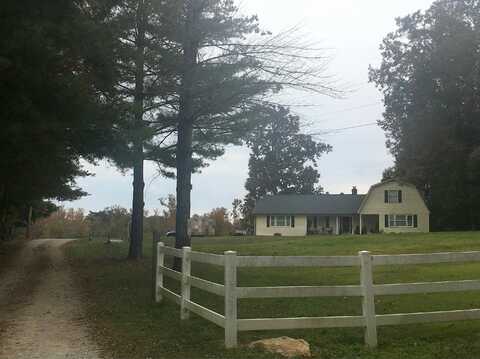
left=352, top=186, right=358, bottom=195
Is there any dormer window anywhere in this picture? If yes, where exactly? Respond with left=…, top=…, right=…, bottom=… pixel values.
left=385, top=190, right=403, bottom=203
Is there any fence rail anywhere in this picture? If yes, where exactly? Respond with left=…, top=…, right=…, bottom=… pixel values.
left=154, top=243, right=480, bottom=348
left=236, top=255, right=360, bottom=267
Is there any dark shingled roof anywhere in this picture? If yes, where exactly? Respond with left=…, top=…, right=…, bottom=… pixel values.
left=253, top=194, right=366, bottom=215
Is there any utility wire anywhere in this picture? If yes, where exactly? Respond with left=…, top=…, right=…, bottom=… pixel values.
left=314, top=102, right=381, bottom=117
left=309, top=122, right=378, bottom=136
left=291, top=101, right=381, bottom=114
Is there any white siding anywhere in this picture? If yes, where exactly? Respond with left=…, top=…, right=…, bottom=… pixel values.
left=255, top=215, right=307, bottom=237
left=360, top=181, right=430, bottom=233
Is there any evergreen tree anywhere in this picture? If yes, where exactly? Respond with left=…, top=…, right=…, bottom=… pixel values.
left=169, top=0, right=337, bottom=251
left=105, top=0, right=179, bottom=258
left=0, top=0, right=118, bottom=239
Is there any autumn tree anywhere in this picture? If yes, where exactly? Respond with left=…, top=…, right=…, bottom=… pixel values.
left=33, top=208, right=90, bottom=239
left=208, top=207, right=233, bottom=236
left=159, top=194, right=177, bottom=232
left=87, top=206, right=131, bottom=239
left=231, top=198, right=242, bottom=229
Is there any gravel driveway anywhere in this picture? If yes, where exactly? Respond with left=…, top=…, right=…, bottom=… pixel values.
left=0, top=239, right=103, bottom=359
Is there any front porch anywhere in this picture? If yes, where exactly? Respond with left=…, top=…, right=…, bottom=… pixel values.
left=307, top=214, right=379, bottom=235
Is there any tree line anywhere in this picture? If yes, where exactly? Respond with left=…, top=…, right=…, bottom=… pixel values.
left=31, top=201, right=238, bottom=239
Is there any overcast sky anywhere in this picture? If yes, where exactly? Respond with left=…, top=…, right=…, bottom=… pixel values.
left=66, top=0, right=435, bottom=214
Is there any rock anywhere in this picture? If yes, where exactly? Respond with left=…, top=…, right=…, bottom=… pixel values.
left=248, top=336, right=311, bottom=358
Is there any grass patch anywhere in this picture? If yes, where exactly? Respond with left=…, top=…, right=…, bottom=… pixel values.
left=66, top=232, right=480, bottom=359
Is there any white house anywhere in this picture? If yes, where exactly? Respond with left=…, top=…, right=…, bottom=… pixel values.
left=253, top=179, right=430, bottom=236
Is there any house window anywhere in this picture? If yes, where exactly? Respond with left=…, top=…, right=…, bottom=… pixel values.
left=271, top=215, right=291, bottom=227
left=386, top=190, right=401, bottom=203
left=388, top=214, right=414, bottom=227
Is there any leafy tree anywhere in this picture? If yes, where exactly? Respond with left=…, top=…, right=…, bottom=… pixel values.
left=231, top=198, right=242, bottom=229
left=241, top=105, right=330, bottom=229
left=33, top=208, right=90, bottom=239
left=87, top=206, right=131, bottom=239
left=369, top=0, right=480, bottom=230
left=159, top=194, right=177, bottom=232
left=208, top=207, right=233, bottom=236
left=245, top=105, right=330, bottom=197
left=0, top=0, right=119, bottom=240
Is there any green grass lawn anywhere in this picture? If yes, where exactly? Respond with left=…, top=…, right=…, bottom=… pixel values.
left=66, top=232, right=480, bottom=359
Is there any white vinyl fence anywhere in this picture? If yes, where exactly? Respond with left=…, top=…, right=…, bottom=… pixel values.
left=154, top=242, right=480, bottom=348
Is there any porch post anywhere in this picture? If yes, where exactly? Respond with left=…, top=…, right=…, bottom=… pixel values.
left=336, top=216, right=340, bottom=235
left=352, top=216, right=354, bottom=235
left=359, top=214, right=363, bottom=235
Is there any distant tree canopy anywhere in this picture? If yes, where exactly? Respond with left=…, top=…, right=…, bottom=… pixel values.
left=208, top=208, right=233, bottom=236
left=33, top=208, right=90, bottom=239
left=0, top=0, right=118, bottom=240
left=241, top=105, right=331, bottom=229
left=370, top=0, right=480, bottom=230
left=87, top=206, right=131, bottom=239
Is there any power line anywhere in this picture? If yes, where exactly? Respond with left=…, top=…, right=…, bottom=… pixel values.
left=309, top=122, right=378, bottom=136
left=294, top=102, right=381, bottom=117
left=314, top=102, right=381, bottom=118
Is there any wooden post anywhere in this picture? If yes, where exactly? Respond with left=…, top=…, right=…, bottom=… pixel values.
left=336, top=216, right=340, bottom=235
left=359, top=250, right=378, bottom=347
left=152, top=231, right=159, bottom=301
left=224, top=250, right=238, bottom=348
left=359, top=214, right=363, bottom=235
left=156, top=241, right=165, bottom=303
left=181, top=246, right=192, bottom=320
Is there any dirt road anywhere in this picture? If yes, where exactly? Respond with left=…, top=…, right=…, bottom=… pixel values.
left=0, top=239, right=102, bottom=359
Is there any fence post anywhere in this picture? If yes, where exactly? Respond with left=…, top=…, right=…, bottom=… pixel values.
left=181, top=246, right=192, bottom=320
left=156, top=241, right=165, bottom=303
left=152, top=231, right=160, bottom=301
left=224, top=251, right=238, bottom=348
left=359, top=250, right=378, bottom=348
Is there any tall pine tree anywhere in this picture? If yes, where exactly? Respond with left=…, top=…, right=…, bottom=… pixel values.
left=106, top=0, right=179, bottom=258
left=168, top=0, right=337, bottom=251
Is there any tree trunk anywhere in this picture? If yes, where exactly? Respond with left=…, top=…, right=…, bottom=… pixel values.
left=129, top=145, right=144, bottom=259
left=174, top=0, right=199, bottom=270
left=0, top=184, right=9, bottom=241
left=175, top=119, right=193, bottom=249
left=25, top=205, right=33, bottom=240
left=128, top=0, right=146, bottom=260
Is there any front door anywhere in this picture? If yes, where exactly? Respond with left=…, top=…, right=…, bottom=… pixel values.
left=341, top=217, right=352, bottom=235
